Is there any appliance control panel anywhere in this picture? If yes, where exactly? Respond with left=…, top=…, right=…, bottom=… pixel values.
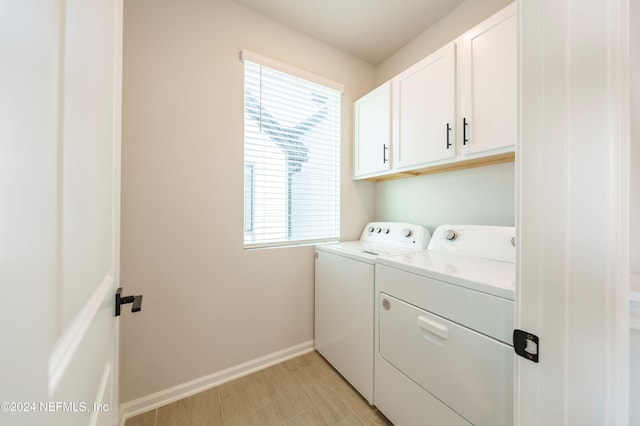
left=360, top=222, right=430, bottom=248
left=429, top=225, right=516, bottom=263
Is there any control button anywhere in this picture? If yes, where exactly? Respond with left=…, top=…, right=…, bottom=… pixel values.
left=375, top=227, right=382, bottom=233
left=382, top=298, right=391, bottom=311
left=444, top=229, right=456, bottom=241
left=383, top=228, right=390, bottom=234
left=402, top=228, right=412, bottom=238
left=368, top=227, right=375, bottom=233
left=511, top=236, right=516, bottom=247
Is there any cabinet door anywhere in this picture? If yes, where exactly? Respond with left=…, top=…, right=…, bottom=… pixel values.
left=354, top=82, right=391, bottom=178
left=393, top=42, right=456, bottom=170
left=378, top=293, right=513, bottom=426
left=460, top=3, right=516, bottom=155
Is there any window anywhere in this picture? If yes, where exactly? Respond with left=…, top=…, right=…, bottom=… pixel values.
left=242, top=51, right=341, bottom=247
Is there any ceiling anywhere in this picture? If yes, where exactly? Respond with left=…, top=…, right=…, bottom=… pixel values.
left=231, top=0, right=466, bottom=65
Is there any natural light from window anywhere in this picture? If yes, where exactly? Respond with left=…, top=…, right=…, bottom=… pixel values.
left=243, top=58, right=341, bottom=247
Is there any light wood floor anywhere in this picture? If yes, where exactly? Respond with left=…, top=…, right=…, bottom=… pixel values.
left=125, top=350, right=391, bottom=426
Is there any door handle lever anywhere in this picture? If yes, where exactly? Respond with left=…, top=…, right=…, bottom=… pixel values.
left=115, top=287, right=143, bottom=317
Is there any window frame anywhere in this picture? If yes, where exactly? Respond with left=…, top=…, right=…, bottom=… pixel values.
left=241, top=50, right=343, bottom=249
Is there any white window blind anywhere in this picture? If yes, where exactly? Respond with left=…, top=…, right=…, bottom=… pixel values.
left=243, top=55, right=341, bottom=247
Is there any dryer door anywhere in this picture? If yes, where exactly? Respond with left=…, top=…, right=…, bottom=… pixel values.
left=378, top=293, right=514, bottom=426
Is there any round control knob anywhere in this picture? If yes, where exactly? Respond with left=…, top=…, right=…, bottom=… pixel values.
left=383, top=228, right=390, bottom=234
left=375, top=227, right=382, bottom=233
left=401, top=228, right=412, bottom=238
left=444, top=229, right=456, bottom=241
left=368, top=226, right=374, bottom=233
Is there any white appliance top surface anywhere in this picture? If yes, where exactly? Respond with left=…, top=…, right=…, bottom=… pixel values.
left=427, top=224, right=516, bottom=263
left=315, top=222, right=431, bottom=263
left=377, top=225, right=516, bottom=300
left=316, top=240, right=419, bottom=262
left=377, top=251, right=515, bottom=299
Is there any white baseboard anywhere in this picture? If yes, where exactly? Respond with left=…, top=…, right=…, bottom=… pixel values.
left=119, top=340, right=314, bottom=425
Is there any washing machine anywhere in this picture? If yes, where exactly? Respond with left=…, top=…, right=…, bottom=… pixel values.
left=314, top=222, right=430, bottom=405
left=374, top=225, right=516, bottom=426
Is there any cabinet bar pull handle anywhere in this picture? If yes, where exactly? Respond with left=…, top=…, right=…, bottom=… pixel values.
left=383, top=144, right=388, bottom=163
left=463, top=117, right=469, bottom=145
left=446, top=123, right=452, bottom=149
left=418, top=315, right=449, bottom=340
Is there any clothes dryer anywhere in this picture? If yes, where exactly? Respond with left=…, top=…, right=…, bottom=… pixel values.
left=374, top=225, right=516, bottom=426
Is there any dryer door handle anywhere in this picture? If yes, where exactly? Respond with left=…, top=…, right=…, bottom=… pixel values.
left=418, top=316, right=449, bottom=340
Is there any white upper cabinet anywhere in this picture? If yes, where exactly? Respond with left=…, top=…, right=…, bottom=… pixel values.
left=393, top=42, right=456, bottom=171
left=353, top=3, right=516, bottom=180
left=459, top=3, right=516, bottom=156
left=354, top=82, right=392, bottom=178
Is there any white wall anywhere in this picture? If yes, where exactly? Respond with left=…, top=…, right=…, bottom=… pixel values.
left=631, top=0, right=640, bottom=281
left=120, top=0, right=375, bottom=403
left=375, top=0, right=513, bottom=84
left=630, top=0, right=639, bottom=422
left=376, top=163, right=515, bottom=230
left=373, top=0, right=515, bottom=230
left=633, top=328, right=640, bottom=424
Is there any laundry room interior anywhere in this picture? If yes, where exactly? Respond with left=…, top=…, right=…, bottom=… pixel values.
left=4, top=0, right=637, bottom=425
left=118, top=0, right=637, bottom=424
left=120, top=0, right=517, bottom=420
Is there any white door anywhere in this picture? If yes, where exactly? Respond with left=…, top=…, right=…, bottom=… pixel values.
left=1, top=1, right=123, bottom=425
left=517, top=0, right=630, bottom=425
left=393, top=42, right=456, bottom=170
